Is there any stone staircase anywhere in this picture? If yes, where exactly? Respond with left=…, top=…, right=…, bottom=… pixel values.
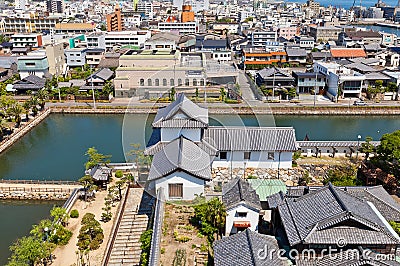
left=107, top=188, right=155, bottom=266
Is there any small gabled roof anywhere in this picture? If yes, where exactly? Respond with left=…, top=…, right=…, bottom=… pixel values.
left=152, top=93, right=208, bottom=128
left=330, top=48, right=366, bottom=58
left=257, top=67, right=294, bottom=80
left=214, top=229, right=287, bottom=266
left=222, top=178, right=261, bottom=211
left=148, top=136, right=211, bottom=181
left=86, top=68, right=113, bottom=82
left=286, top=48, right=307, bottom=57
left=86, top=164, right=111, bottom=181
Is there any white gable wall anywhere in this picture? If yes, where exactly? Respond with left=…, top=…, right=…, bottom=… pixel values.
left=226, top=203, right=259, bottom=235
left=213, top=151, right=293, bottom=168
left=154, top=171, right=205, bottom=200
left=161, top=128, right=202, bottom=142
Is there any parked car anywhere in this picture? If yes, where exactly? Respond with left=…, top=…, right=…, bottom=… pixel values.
left=353, top=100, right=367, bottom=106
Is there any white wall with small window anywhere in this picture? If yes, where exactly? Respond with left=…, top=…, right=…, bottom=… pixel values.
left=212, top=151, right=293, bottom=168
left=154, top=171, right=206, bottom=200
left=161, top=128, right=201, bottom=142
left=225, top=203, right=260, bottom=235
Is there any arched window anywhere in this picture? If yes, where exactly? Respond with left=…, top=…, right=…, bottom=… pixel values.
left=155, top=79, right=159, bottom=86
left=147, top=79, right=152, bottom=86
left=178, top=78, right=182, bottom=86
left=163, top=78, right=167, bottom=86
left=193, top=78, right=197, bottom=86
left=200, top=79, right=205, bottom=86
left=170, top=79, right=174, bottom=86
left=185, top=79, right=189, bottom=86
left=140, top=78, right=144, bottom=86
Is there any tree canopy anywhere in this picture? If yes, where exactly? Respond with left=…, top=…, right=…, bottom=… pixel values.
left=84, top=146, right=111, bottom=170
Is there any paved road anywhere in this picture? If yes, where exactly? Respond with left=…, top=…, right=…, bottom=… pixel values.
left=237, top=70, right=258, bottom=103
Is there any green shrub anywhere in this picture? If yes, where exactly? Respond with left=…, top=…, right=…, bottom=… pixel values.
left=200, top=243, right=208, bottom=252
left=161, top=247, right=165, bottom=254
left=115, top=170, right=123, bottom=178
left=70, top=209, right=79, bottom=218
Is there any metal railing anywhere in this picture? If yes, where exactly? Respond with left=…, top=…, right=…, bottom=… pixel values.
left=102, top=185, right=131, bottom=266
left=148, top=188, right=165, bottom=266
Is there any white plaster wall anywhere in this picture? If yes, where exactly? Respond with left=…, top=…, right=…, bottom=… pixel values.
left=225, top=203, right=259, bottom=235
left=154, top=171, right=205, bottom=200
left=212, top=151, right=293, bottom=169
left=161, top=128, right=201, bottom=142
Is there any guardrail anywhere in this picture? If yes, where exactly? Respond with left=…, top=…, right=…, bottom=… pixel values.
left=102, top=185, right=131, bottom=266
left=62, top=188, right=80, bottom=213
left=148, top=188, right=165, bottom=266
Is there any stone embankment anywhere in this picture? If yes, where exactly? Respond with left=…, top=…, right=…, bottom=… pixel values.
left=50, top=106, right=400, bottom=115
left=0, top=180, right=80, bottom=200
left=0, top=108, right=51, bottom=154
left=210, top=164, right=343, bottom=187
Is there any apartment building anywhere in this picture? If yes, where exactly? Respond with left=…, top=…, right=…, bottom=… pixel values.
left=45, top=43, right=65, bottom=76
left=11, top=33, right=43, bottom=48
left=106, top=4, right=124, bottom=32
left=249, top=30, right=278, bottom=48
left=87, top=31, right=151, bottom=50
left=46, top=0, right=63, bottom=13
left=65, top=48, right=87, bottom=68
left=2, top=16, right=60, bottom=33
left=158, top=22, right=197, bottom=34
left=309, top=26, right=342, bottom=42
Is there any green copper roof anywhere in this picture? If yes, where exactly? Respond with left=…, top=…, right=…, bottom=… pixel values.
left=247, top=179, right=287, bottom=201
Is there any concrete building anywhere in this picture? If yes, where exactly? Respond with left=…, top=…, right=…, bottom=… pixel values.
left=11, top=34, right=43, bottom=48
left=46, top=0, right=63, bottom=13
left=65, top=48, right=87, bottom=68
left=314, top=61, right=365, bottom=99
left=54, top=23, right=95, bottom=34
left=181, top=5, right=195, bottom=22
left=249, top=30, right=278, bottom=48
left=86, top=31, right=151, bottom=50
left=137, top=1, right=153, bottom=19
left=309, top=26, right=342, bottom=42
left=292, top=71, right=325, bottom=94
left=158, top=21, right=197, bottom=34
left=106, top=4, right=124, bottom=32
left=45, top=43, right=65, bottom=76
left=17, top=53, right=49, bottom=79
left=2, top=16, right=60, bottom=33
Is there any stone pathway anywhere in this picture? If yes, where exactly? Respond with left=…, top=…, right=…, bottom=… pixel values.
left=107, top=188, right=155, bottom=266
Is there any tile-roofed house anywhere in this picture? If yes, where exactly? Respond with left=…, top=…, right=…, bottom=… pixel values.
left=85, top=68, right=114, bottom=86
left=214, top=229, right=287, bottom=266
left=286, top=48, right=307, bottom=64
left=12, top=75, right=45, bottom=93
left=344, top=185, right=400, bottom=222
left=330, top=48, right=367, bottom=59
left=145, top=94, right=298, bottom=200
left=277, top=183, right=400, bottom=254
left=223, top=178, right=261, bottom=235
left=296, top=247, right=400, bottom=266
left=147, top=136, right=211, bottom=200
left=152, top=93, right=208, bottom=128
left=85, top=164, right=112, bottom=189
left=256, top=67, right=295, bottom=91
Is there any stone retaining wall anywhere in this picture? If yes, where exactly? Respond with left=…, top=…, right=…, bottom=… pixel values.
left=0, top=109, right=51, bottom=154
left=0, top=190, right=71, bottom=200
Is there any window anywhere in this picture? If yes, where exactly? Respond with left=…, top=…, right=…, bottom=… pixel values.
left=178, top=78, right=182, bottom=86
left=155, top=78, right=159, bottom=86
left=244, top=152, right=251, bottom=160
left=25, top=62, right=36, bottom=66
left=140, top=78, right=144, bottom=86
left=163, top=78, right=167, bottom=86
left=219, top=151, right=227, bottom=160
left=170, top=79, right=174, bottom=86
left=147, top=79, right=152, bottom=86
left=185, top=79, right=189, bottom=86
left=268, top=152, right=275, bottom=160
left=200, top=79, right=205, bottom=86
left=193, top=78, right=197, bottom=86
left=169, top=183, right=183, bottom=198
left=237, top=212, right=247, bottom=218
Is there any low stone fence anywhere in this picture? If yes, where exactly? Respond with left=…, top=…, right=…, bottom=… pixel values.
left=0, top=108, right=51, bottom=154
left=0, top=188, right=72, bottom=200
